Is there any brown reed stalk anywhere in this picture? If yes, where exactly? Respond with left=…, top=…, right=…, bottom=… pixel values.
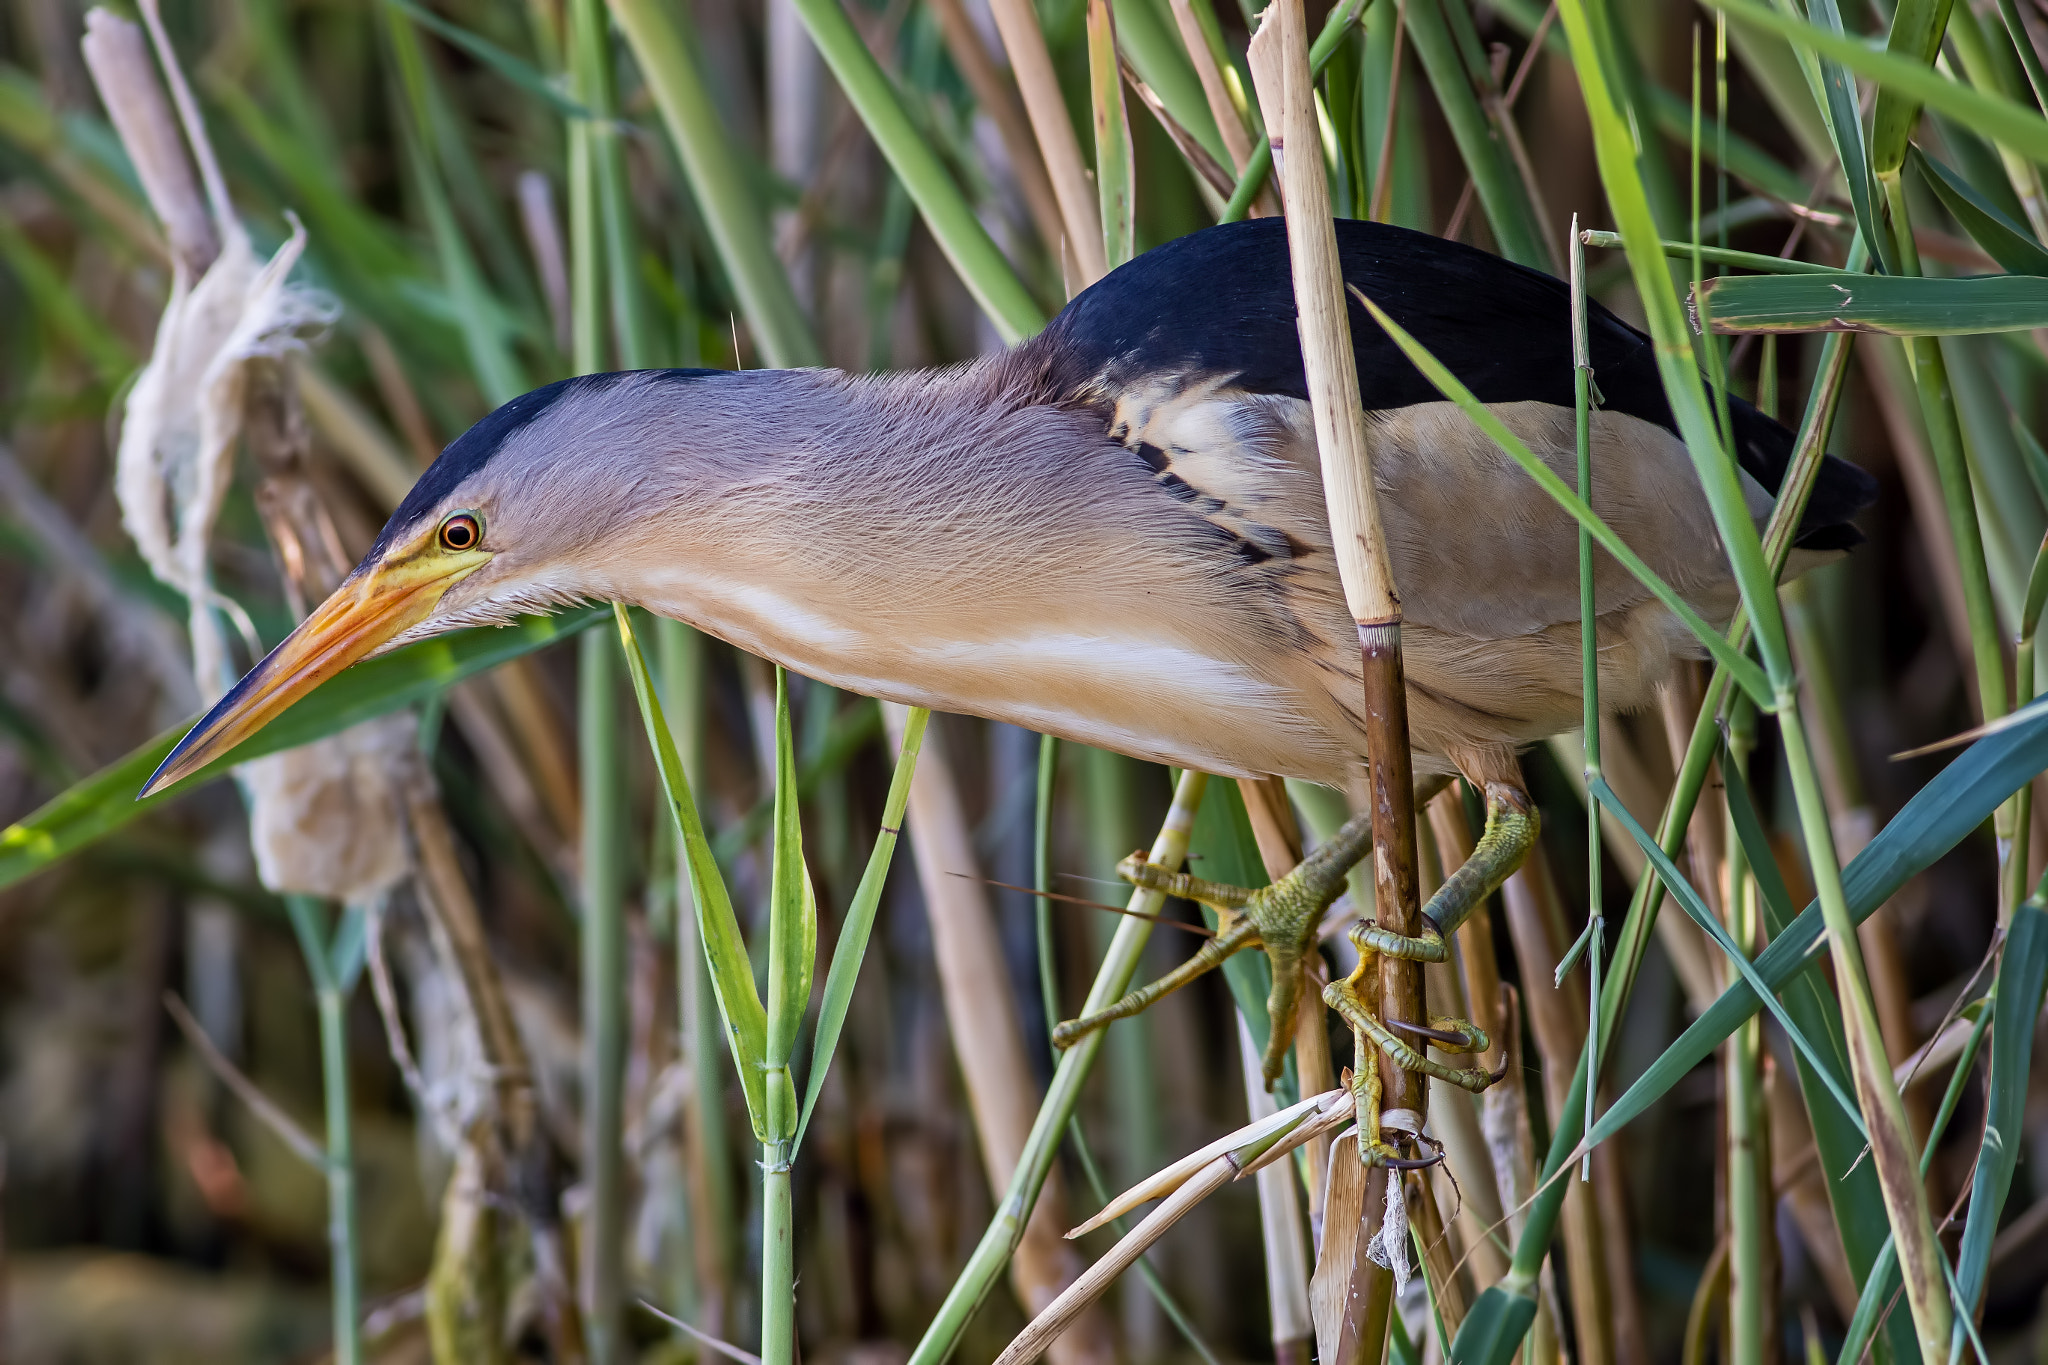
left=881, top=707, right=1113, bottom=1365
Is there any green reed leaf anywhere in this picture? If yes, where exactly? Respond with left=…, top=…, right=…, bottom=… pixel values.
left=1954, top=902, right=2048, bottom=1315
left=1588, top=695, right=2048, bottom=1153
left=1911, top=144, right=2048, bottom=275
left=1590, top=776, right=1868, bottom=1137
left=0, top=609, right=604, bottom=891
left=383, top=0, right=595, bottom=121
left=1870, top=0, right=1956, bottom=174
left=1698, top=270, right=2048, bottom=334
left=1710, top=0, right=2048, bottom=164
left=615, top=606, right=770, bottom=1140
left=796, top=706, right=927, bottom=1150
left=611, top=0, right=821, bottom=368
left=786, top=0, right=1045, bottom=342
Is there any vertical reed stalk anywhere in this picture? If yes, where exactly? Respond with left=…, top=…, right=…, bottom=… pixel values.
left=286, top=894, right=362, bottom=1365
left=608, top=0, right=821, bottom=367
left=906, top=770, right=1208, bottom=1365
left=1089, top=0, right=1135, bottom=271
left=1569, top=214, right=1603, bottom=1179
left=1723, top=703, right=1771, bottom=1365
left=756, top=1148, right=793, bottom=1364
left=784, top=0, right=1045, bottom=340
left=659, top=618, right=735, bottom=1337
left=1249, top=11, right=1420, bottom=1365
left=567, top=4, right=627, bottom=1351
left=884, top=708, right=1113, bottom=1365
left=578, top=626, right=626, bottom=1362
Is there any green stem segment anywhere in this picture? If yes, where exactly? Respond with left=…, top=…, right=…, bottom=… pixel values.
left=784, top=0, right=1045, bottom=342
left=1724, top=702, right=1766, bottom=1365
left=569, top=1, right=628, bottom=1356
left=907, top=769, right=1210, bottom=1365
left=579, top=626, right=627, bottom=1365
left=608, top=0, right=821, bottom=367
left=762, top=1146, right=796, bottom=1365
left=1219, top=0, right=1366, bottom=222
left=287, top=895, right=362, bottom=1365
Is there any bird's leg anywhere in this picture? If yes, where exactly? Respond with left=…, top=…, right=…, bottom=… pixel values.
left=1350, top=782, right=1538, bottom=966
left=1052, top=811, right=1375, bottom=1084
left=1050, top=908, right=1263, bottom=1047
left=1325, top=923, right=1501, bottom=1168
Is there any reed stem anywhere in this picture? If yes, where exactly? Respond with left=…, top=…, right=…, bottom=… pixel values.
left=286, top=895, right=363, bottom=1365
left=906, top=770, right=1209, bottom=1365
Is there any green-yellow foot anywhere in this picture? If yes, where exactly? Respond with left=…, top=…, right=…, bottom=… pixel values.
left=1050, top=807, right=1375, bottom=1086
left=1323, top=782, right=1537, bottom=1167
left=1325, top=922, right=1502, bottom=1167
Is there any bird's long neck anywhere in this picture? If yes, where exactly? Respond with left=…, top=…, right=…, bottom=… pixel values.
left=589, top=362, right=1299, bottom=774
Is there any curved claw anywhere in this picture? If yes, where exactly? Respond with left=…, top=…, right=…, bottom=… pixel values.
left=1380, top=1149, right=1447, bottom=1171
left=1385, top=1017, right=1471, bottom=1047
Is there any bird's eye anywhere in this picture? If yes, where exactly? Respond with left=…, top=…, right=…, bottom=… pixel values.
left=438, top=511, right=482, bottom=552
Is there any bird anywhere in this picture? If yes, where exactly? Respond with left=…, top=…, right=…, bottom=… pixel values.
left=143, top=216, right=1876, bottom=1161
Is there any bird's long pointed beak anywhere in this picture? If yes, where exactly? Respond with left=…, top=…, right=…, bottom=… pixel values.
left=140, top=554, right=482, bottom=799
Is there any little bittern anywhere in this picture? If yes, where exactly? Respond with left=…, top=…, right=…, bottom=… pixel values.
left=145, top=219, right=1874, bottom=1151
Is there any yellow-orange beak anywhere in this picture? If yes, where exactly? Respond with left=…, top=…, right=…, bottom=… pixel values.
left=140, top=549, right=486, bottom=798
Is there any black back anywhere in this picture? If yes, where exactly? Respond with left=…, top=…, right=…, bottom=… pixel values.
left=1035, top=217, right=1875, bottom=550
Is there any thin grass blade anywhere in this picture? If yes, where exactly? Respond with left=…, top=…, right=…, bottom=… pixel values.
left=1953, top=902, right=2048, bottom=1316
left=1710, top=0, right=2048, bottom=164
left=1589, top=776, right=1867, bottom=1136
left=1911, top=145, right=2048, bottom=274
left=614, top=605, right=771, bottom=1138
left=795, top=707, right=928, bottom=1150
left=0, top=609, right=601, bottom=888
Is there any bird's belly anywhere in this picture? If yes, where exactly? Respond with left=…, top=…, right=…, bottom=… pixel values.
left=636, top=577, right=1355, bottom=782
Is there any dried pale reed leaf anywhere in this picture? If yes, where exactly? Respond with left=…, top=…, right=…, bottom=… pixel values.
left=1230, top=1086, right=1355, bottom=1179
left=1066, top=1088, right=1330, bottom=1237
left=78, top=9, right=215, bottom=276
left=1312, top=1138, right=1363, bottom=1363
left=115, top=216, right=335, bottom=694
left=997, top=1157, right=1236, bottom=1365
left=1236, top=1018, right=1313, bottom=1352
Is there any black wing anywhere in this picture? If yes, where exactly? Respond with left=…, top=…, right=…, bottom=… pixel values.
left=1035, top=217, right=1875, bottom=551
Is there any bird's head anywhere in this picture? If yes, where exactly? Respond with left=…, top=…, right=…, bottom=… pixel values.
left=141, top=371, right=705, bottom=798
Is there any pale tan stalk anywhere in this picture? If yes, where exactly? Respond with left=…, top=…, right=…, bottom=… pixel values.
left=1251, top=14, right=1420, bottom=1365
left=881, top=707, right=1111, bottom=1365
left=1786, top=576, right=1920, bottom=1072
left=1234, top=1017, right=1314, bottom=1363
left=1167, top=0, right=1256, bottom=174
left=1071, top=1090, right=1333, bottom=1235
left=927, top=0, right=1068, bottom=264
left=296, top=364, right=417, bottom=510
left=983, top=0, right=1106, bottom=284
left=1311, top=1152, right=1393, bottom=1365
left=446, top=683, right=576, bottom=881
left=163, top=990, right=323, bottom=1164
left=1765, top=1063, right=1860, bottom=1321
